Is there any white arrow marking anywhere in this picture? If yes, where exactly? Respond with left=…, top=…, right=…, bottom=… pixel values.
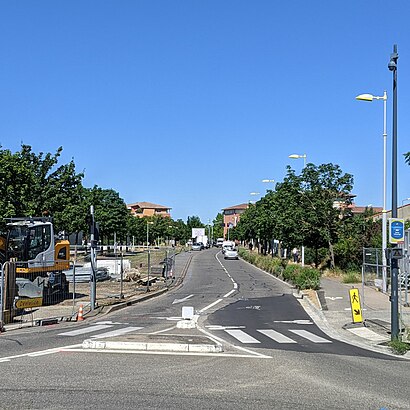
left=325, top=296, right=343, bottom=301
left=172, top=294, right=195, bottom=305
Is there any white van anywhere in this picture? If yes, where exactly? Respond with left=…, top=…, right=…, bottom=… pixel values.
left=216, top=238, right=224, bottom=247
left=222, top=240, right=235, bottom=253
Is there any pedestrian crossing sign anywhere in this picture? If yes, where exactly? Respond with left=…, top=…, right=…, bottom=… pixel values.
left=349, top=288, right=363, bottom=323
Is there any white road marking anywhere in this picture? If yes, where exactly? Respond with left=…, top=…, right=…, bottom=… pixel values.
left=325, top=296, right=343, bottom=301
left=172, top=294, right=195, bottom=305
left=289, top=329, right=332, bottom=343
left=206, top=325, right=246, bottom=330
left=91, top=326, right=143, bottom=339
left=95, top=321, right=129, bottom=325
left=58, top=324, right=113, bottom=336
left=257, top=329, right=297, bottom=344
left=0, top=344, right=82, bottom=363
left=225, top=329, right=260, bottom=344
left=198, top=299, right=223, bottom=313
left=273, top=320, right=313, bottom=325
left=233, top=283, right=238, bottom=289
left=223, top=289, right=236, bottom=298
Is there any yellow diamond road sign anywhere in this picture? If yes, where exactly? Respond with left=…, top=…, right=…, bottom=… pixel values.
left=349, top=288, right=363, bottom=324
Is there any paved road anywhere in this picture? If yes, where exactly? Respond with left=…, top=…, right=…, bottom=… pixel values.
left=1, top=248, right=410, bottom=409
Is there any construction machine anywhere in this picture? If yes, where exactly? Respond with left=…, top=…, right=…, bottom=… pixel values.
left=0, top=217, right=70, bottom=305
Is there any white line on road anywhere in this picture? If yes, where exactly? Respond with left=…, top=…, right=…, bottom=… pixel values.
left=225, top=329, right=261, bottom=344
left=172, top=294, right=195, bottom=304
left=223, top=289, right=236, bottom=298
left=0, top=344, right=82, bottom=363
left=91, top=326, right=143, bottom=339
left=58, top=324, right=113, bottom=336
left=257, top=329, right=297, bottom=344
left=273, top=320, right=313, bottom=325
left=198, top=299, right=223, bottom=313
left=289, top=329, right=332, bottom=343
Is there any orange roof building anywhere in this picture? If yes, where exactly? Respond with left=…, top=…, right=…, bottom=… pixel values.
left=127, top=201, right=171, bottom=218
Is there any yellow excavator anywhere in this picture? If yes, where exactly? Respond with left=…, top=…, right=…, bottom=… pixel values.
left=0, top=217, right=70, bottom=304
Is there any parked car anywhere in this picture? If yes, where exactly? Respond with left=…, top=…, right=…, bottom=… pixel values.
left=224, top=248, right=239, bottom=260
left=191, top=243, right=202, bottom=251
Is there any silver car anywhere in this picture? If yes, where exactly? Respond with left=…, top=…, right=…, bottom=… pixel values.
left=191, top=243, right=202, bottom=251
left=224, top=248, right=239, bottom=260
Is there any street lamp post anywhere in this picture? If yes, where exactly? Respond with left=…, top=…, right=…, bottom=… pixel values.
left=289, top=154, right=307, bottom=168
left=388, top=44, right=399, bottom=340
left=356, top=91, right=388, bottom=293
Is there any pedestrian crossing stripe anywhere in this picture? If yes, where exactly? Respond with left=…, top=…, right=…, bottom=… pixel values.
left=224, top=328, right=332, bottom=345
left=58, top=325, right=143, bottom=338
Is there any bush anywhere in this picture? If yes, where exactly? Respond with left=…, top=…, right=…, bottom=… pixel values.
left=342, top=271, right=361, bottom=284
left=239, top=248, right=321, bottom=290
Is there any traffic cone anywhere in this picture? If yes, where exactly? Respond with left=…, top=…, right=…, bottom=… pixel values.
left=77, top=304, right=84, bottom=321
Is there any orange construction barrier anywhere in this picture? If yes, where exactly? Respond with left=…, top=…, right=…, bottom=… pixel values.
left=77, top=304, right=84, bottom=321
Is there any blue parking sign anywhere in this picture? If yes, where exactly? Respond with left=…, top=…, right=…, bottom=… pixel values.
left=389, top=218, right=405, bottom=244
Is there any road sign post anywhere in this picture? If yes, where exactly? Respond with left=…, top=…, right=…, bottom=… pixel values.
left=349, top=288, right=363, bottom=324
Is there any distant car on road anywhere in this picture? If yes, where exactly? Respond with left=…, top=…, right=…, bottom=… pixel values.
left=224, top=248, right=239, bottom=260
left=191, top=243, right=202, bottom=251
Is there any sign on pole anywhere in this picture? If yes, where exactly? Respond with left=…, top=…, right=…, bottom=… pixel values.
left=349, top=288, right=363, bottom=324
left=389, top=218, right=405, bottom=244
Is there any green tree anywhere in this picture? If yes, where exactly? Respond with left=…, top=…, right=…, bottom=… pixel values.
left=212, top=213, right=224, bottom=239
left=85, top=186, right=129, bottom=244
left=0, top=145, right=84, bottom=232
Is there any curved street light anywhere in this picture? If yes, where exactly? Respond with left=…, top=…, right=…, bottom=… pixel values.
left=289, top=153, right=307, bottom=168
left=356, top=90, right=388, bottom=294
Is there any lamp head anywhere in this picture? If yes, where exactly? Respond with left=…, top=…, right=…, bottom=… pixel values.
left=356, top=93, right=374, bottom=102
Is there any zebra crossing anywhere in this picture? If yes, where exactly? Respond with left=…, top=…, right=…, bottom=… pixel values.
left=207, top=325, right=332, bottom=345
left=58, top=322, right=143, bottom=339
left=57, top=321, right=333, bottom=347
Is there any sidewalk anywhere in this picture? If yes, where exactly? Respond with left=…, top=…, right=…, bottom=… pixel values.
left=302, top=275, right=410, bottom=354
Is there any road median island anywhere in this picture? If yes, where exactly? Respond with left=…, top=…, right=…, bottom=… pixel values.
left=82, top=333, right=223, bottom=353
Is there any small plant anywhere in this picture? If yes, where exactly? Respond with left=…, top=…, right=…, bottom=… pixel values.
left=342, top=271, right=361, bottom=284
left=388, top=338, right=410, bottom=355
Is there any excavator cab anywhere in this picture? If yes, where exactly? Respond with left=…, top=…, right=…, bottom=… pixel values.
left=1, top=217, right=70, bottom=304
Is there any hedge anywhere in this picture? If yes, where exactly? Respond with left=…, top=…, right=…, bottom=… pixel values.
left=238, top=248, right=321, bottom=290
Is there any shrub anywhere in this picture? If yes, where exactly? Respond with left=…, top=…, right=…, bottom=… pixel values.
left=239, top=248, right=321, bottom=290
left=342, top=271, right=361, bottom=284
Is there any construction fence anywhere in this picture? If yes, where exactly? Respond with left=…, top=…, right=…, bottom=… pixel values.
left=1, top=246, right=177, bottom=329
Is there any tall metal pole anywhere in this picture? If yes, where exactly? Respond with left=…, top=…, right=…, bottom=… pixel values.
left=388, top=44, right=399, bottom=340
left=382, top=90, right=388, bottom=293
left=90, top=205, right=97, bottom=311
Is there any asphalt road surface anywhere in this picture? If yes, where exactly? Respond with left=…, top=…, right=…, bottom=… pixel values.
left=0, top=248, right=409, bottom=409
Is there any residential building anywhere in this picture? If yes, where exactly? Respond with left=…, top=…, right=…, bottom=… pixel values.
left=222, top=203, right=249, bottom=238
left=127, top=202, right=171, bottom=218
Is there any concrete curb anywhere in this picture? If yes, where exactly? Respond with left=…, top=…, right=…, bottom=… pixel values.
left=82, top=338, right=223, bottom=353
left=103, top=288, right=169, bottom=315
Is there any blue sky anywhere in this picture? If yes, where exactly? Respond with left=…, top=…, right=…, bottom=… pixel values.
left=1, top=1, right=409, bottom=223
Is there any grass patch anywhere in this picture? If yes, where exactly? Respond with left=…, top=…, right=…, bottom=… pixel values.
left=342, top=271, right=361, bottom=284
left=388, top=338, right=410, bottom=355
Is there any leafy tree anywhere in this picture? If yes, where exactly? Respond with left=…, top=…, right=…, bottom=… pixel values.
left=85, top=186, right=129, bottom=244
left=0, top=145, right=84, bottom=232
left=212, top=213, right=224, bottom=239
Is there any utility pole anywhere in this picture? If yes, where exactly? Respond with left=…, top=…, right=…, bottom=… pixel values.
left=388, top=44, right=399, bottom=340
left=90, top=205, right=97, bottom=311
